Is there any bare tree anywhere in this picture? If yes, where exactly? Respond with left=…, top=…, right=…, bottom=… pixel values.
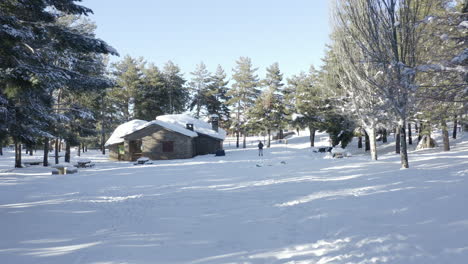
left=333, top=0, right=436, bottom=168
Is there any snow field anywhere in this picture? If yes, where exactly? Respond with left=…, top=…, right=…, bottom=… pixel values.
left=0, top=132, right=467, bottom=263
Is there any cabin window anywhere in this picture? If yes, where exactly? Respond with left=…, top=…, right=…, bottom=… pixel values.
left=162, top=141, right=174, bottom=152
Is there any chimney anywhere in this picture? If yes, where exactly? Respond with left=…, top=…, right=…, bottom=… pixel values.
left=211, top=115, right=219, bottom=132
left=186, top=123, right=194, bottom=131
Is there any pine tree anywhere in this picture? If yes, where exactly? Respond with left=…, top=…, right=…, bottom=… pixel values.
left=109, top=56, right=145, bottom=122
left=249, top=63, right=288, bottom=147
left=205, top=65, right=231, bottom=125
left=228, top=57, right=260, bottom=148
left=162, top=61, right=188, bottom=114
left=288, top=67, right=328, bottom=147
left=135, top=63, right=166, bottom=120
left=188, top=62, right=211, bottom=118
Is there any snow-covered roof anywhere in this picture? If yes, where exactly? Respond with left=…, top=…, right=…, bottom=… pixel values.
left=105, top=120, right=148, bottom=146
left=134, top=120, right=198, bottom=138
left=156, top=114, right=226, bottom=140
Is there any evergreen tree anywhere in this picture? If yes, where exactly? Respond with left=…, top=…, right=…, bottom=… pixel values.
left=109, top=56, right=145, bottom=122
left=188, top=62, right=210, bottom=118
left=288, top=67, right=328, bottom=147
left=162, top=61, right=188, bottom=114
left=228, top=57, right=260, bottom=148
left=205, top=65, right=231, bottom=125
left=249, top=63, right=288, bottom=147
left=135, top=63, right=166, bottom=120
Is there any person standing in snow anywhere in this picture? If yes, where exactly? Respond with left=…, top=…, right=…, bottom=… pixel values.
left=258, top=141, right=264, bottom=156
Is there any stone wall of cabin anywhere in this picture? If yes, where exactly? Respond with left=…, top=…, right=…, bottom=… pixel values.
left=139, top=127, right=194, bottom=160
left=108, top=144, right=122, bottom=161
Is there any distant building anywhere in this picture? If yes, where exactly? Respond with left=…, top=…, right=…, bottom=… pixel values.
left=105, top=114, right=225, bottom=161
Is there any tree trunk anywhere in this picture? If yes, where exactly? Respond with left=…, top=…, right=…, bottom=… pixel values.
left=78, top=143, right=81, bottom=156
left=399, top=123, right=409, bottom=169
left=267, top=129, right=271, bottom=148
left=101, top=137, right=105, bottom=154
left=55, top=139, right=59, bottom=164
left=279, top=129, right=284, bottom=140
left=29, top=146, right=33, bottom=156
left=59, top=138, right=62, bottom=152
left=417, top=123, right=422, bottom=142
left=395, top=127, right=401, bottom=154
left=382, top=129, right=388, bottom=143
left=15, top=141, right=22, bottom=168
left=242, top=133, right=246, bottom=148
left=453, top=116, right=458, bottom=139
left=309, top=125, right=315, bottom=147
left=364, top=131, right=370, bottom=151
left=85, top=145, right=87, bottom=152
left=43, top=138, right=49, bottom=167
left=408, top=123, right=412, bottom=145
left=236, top=131, right=239, bottom=148
left=101, top=118, right=106, bottom=154
left=296, top=128, right=300, bottom=136
left=65, top=141, right=71, bottom=163
left=442, top=120, right=450, bottom=151
left=358, top=136, right=362, bottom=148
left=367, top=127, right=378, bottom=160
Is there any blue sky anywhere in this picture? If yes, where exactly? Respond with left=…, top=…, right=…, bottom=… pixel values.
left=82, top=0, right=331, bottom=80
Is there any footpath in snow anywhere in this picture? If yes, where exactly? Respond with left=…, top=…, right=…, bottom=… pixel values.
left=0, top=132, right=467, bottom=264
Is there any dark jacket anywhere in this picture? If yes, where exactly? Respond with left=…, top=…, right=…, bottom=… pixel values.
left=258, top=142, right=264, bottom=149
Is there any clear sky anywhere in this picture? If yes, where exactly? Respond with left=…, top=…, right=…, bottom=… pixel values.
left=82, top=0, right=331, bottom=80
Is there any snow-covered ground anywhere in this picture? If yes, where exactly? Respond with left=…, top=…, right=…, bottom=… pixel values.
left=0, top=132, right=467, bottom=264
